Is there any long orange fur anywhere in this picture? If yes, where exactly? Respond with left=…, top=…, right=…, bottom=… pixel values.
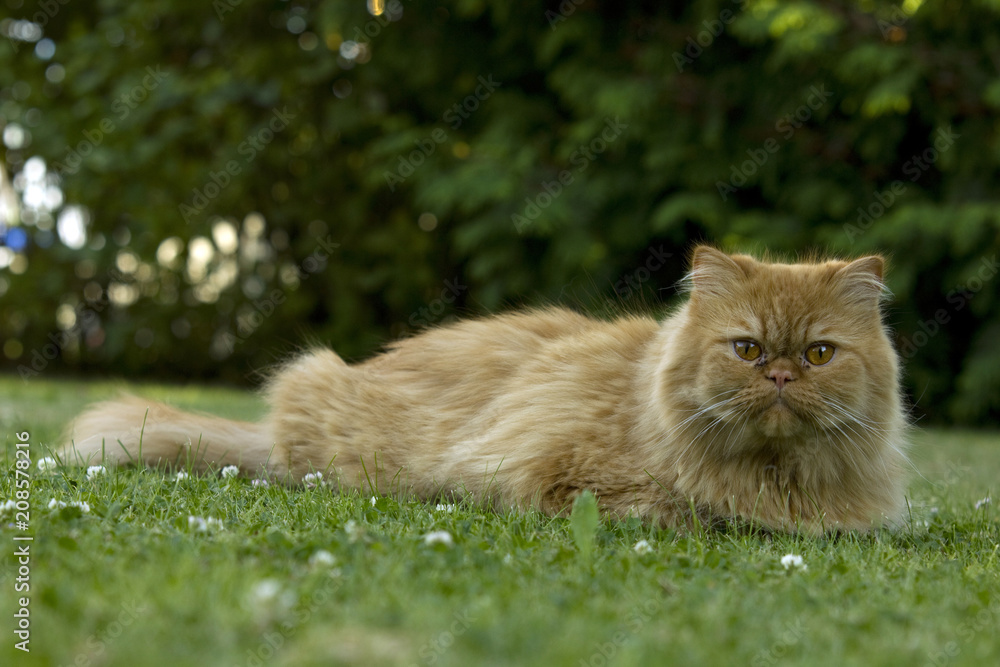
left=61, top=246, right=909, bottom=533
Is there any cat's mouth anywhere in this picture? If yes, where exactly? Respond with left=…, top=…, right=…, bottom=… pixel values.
left=765, top=396, right=796, bottom=416
left=755, top=396, right=804, bottom=437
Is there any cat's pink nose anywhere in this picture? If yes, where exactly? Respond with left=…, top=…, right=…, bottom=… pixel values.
left=768, top=369, right=794, bottom=390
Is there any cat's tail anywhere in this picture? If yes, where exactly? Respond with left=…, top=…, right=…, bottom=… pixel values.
left=59, top=395, right=284, bottom=476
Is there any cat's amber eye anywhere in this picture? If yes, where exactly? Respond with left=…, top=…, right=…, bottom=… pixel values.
left=805, top=343, right=835, bottom=365
left=733, top=340, right=762, bottom=362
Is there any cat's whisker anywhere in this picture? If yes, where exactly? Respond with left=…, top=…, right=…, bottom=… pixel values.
left=721, top=411, right=752, bottom=460
left=669, top=400, right=747, bottom=466
left=693, top=413, right=742, bottom=470
left=667, top=392, right=754, bottom=465
left=826, top=426, right=866, bottom=480
left=670, top=388, right=740, bottom=414
left=838, top=418, right=892, bottom=482
left=819, top=393, right=893, bottom=430
left=824, top=403, right=915, bottom=482
left=822, top=400, right=922, bottom=481
left=668, top=391, right=741, bottom=425
left=671, top=415, right=725, bottom=464
left=663, top=394, right=741, bottom=443
left=826, top=419, right=872, bottom=478
left=811, top=396, right=910, bottom=490
left=814, top=392, right=893, bottom=442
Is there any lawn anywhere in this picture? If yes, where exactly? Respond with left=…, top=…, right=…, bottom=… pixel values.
left=1, top=376, right=998, bottom=667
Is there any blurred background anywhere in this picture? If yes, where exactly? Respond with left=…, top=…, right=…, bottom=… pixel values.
left=0, top=0, right=998, bottom=425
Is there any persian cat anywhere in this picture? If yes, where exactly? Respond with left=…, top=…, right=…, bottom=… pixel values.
left=62, top=246, right=909, bottom=533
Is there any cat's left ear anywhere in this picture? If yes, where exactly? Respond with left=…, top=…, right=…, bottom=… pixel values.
left=833, top=256, right=888, bottom=306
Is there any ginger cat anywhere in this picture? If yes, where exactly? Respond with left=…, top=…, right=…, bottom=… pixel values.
left=61, top=246, right=909, bottom=533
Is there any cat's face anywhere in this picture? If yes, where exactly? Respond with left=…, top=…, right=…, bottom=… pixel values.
left=675, top=247, right=899, bottom=448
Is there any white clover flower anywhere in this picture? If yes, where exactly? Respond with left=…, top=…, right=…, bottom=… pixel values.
left=37, top=457, right=58, bottom=473
left=308, top=550, right=337, bottom=568
left=633, top=539, right=654, bottom=555
left=252, top=478, right=270, bottom=488
left=0, top=500, right=17, bottom=515
left=188, top=515, right=224, bottom=532
left=370, top=496, right=378, bottom=506
left=302, top=472, right=325, bottom=489
left=975, top=497, right=991, bottom=510
left=344, top=519, right=364, bottom=543
left=175, top=471, right=189, bottom=482
left=780, top=554, right=806, bottom=570
left=221, top=465, right=240, bottom=479
left=423, top=530, right=454, bottom=547
left=250, top=579, right=282, bottom=604
left=47, top=499, right=90, bottom=513
left=435, top=503, right=456, bottom=512
left=86, top=465, right=106, bottom=479
left=249, top=578, right=297, bottom=617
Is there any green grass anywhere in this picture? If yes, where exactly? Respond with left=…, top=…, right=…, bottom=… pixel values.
left=1, top=376, right=998, bottom=667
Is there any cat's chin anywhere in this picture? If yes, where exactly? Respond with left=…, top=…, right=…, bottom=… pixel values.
left=753, top=401, right=804, bottom=439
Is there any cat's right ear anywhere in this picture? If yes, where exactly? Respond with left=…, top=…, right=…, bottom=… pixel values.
left=688, top=246, right=750, bottom=297
left=833, top=255, right=889, bottom=307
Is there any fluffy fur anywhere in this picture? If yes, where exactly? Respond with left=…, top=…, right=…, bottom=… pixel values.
left=61, top=246, right=909, bottom=533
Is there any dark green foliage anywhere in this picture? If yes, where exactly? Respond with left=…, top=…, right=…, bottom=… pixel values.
left=1, top=0, right=998, bottom=423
